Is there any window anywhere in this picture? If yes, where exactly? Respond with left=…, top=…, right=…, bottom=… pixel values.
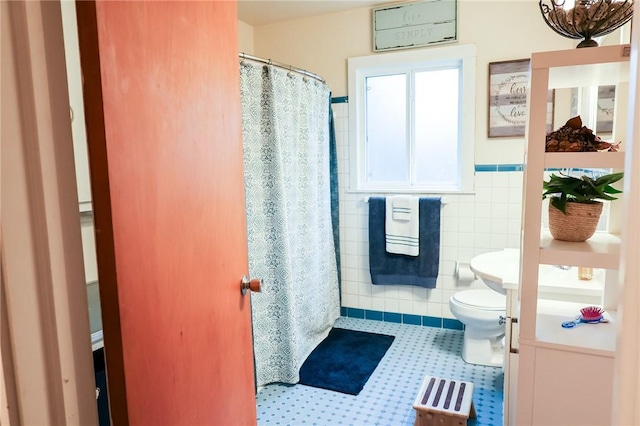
left=348, top=44, right=476, bottom=192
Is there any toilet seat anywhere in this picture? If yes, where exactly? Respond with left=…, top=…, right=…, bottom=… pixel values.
left=451, top=289, right=505, bottom=311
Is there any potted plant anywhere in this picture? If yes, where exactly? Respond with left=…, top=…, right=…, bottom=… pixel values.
left=542, top=171, right=624, bottom=242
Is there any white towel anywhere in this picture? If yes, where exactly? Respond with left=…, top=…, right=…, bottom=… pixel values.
left=385, top=196, right=419, bottom=256
left=391, top=196, right=412, bottom=221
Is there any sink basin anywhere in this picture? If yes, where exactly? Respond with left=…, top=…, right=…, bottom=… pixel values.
left=469, top=248, right=604, bottom=301
left=469, top=249, right=519, bottom=295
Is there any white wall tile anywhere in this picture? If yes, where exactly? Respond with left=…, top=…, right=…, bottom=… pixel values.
left=343, top=280, right=358, bottom=294
left=412, top=300, right=428, bottom=315
left=475, top=203, right=492, bottom=218
left=490, top=203, right=509, bottom=219
left=384, top=298, right=399, bottom=313
left=342, top=214, right=358, bottom=229
left=490, top=233, right=508, bottom=249
left=474, top=217, right=491, bottom=230
left=442, top=231, right=458, bottom=247
left=344, top=267, right=358, bottom=282
left=356, top=255, right=369, bottom=271
left=458, top=202, right=475, bottom=218
left=343, top=228, right=359, bottom=242
left=475, top=186, right=492, bottom=202
left=507, top=234, right=521, bottom=249
left=475, top=233, right=492, bottom=249
left=442, top=216, right=459, bottom=232
left=358, top=295, right=372, bottom=310
left=458, top=247, right=475, bottom=263
left=440, top=275, right=457, bottom=290
left=508, top=172, right=524, bottom=188
left=342, top=294, right=358, bottom=307
left=370, top=285, right=387, bottom=298
left=427, top=303, right=443, bottom=318
left=442, top=304, right=455, bottom=319
left=508, top=187, right=523, bottom=205
left=441, top=246, right=458, bottom=262
left=412, top=286, right=428, bottom=300
left=458, top=232, right=474, bottom=248
left=492, top=173, right=510, bottom=188
left=508, top=203, right=522, bottom=219
left=458, top=218, right=475, bottom=233
left=398, top=299, right=413, bottom=314
left=344, top=241, right=358, bottom=257
left=357, top=281, right=372, bottom=296
left=507, top=218, right=521, bottom=235
left=397, top=286, right=415, bottom=301
left=442, top=203, right=459, bottom=218
left=491, top=218, right=509, bottom=234
left=426, top=288, right=443, bottom=303
left=371, top=297, right=385, bottom=311
left=440, top=260, right=456, bottom=277
left=475, top=173, right=492, bottom=187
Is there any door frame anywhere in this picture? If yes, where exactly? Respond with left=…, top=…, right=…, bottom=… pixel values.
left=1, top=1, right=97, bottom=424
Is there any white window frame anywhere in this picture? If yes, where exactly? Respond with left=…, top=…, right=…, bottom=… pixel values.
left=348, top=43, right=476, bottom=193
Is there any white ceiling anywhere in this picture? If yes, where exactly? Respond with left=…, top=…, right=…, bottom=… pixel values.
left=237, top=0, right=396, bottom=26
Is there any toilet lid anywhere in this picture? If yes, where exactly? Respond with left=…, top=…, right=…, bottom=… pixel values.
left=453, top=289, right=505, bottom=310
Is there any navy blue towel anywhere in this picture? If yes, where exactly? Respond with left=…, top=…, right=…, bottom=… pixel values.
left=368, top=197, right=441, bottom=288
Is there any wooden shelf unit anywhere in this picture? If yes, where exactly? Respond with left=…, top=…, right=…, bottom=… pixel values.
left=514, top=44, right=630, bottom=426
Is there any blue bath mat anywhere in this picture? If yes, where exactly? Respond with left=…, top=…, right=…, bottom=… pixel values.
left=298, top=328, right=395, bottom=395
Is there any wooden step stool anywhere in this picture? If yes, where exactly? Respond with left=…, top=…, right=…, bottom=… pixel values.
left=413, top=375, right=476, bottom=426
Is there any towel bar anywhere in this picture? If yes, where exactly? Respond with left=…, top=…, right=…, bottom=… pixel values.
left=363, top=196, right=447, bottom=205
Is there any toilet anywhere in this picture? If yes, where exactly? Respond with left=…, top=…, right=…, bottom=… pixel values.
left=449, top=287, right=506, bottom=367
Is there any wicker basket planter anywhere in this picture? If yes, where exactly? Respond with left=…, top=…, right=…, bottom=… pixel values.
left=548, top=200, right=603, bottom=242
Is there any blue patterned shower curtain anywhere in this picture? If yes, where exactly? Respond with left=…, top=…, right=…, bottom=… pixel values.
left=240, top=62, right=340, bottom=387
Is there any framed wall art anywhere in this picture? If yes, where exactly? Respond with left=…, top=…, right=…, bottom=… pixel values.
left=596, top=85, right=615, bottom=134
left=373, top=0, right=457, bottom=52
left=488, top=59, right=554, bottom=138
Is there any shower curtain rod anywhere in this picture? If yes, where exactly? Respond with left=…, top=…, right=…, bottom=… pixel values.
left=239, top=52, right=325, bottom=84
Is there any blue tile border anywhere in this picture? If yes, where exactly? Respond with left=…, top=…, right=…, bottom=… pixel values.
left=340, top=309, right=461, bottom=330
left=443, top=318, right=464, bottom=330
left=474, top=164, right=499, bottom=172
left=474, top=164, right=604, bottom=173
left=384, top=312, right=402, bottom=323
left=422, top=316, right=443, bottom=328
left=497, top=164, right=523, bottom=172
left=402, top=314, right=422, bottom=326
left=475, top=164, right=523, bottom=172
left=331, top=96, right=348, bottom=104
left=346, top=307, right=365, bottom=319
left=365, top=310, right=384, bottom=321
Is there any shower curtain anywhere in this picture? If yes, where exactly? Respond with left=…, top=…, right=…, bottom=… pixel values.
left=240, top=62, right=340, bottom=386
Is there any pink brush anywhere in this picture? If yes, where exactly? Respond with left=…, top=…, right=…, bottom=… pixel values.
left=562, top=306, right=607, bottom=328
left=580, top=306, right=605, bottom=321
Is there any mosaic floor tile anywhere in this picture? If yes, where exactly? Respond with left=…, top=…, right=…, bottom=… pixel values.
left=256, top=317, right=504, bottom=426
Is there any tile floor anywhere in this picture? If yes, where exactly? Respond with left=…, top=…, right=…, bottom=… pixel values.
left=256, top=317, right=504, bottom=426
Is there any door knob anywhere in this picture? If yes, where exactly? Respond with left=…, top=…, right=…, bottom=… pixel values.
left=241, top=275, right=262, bottom=295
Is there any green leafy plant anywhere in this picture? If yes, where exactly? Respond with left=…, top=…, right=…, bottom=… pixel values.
left=542, top=171, right=624, bottom=214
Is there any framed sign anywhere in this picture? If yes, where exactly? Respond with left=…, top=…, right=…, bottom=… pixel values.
left=373, top=0, right=457, bottom=52
left=488, top=59, right=554, bottom=138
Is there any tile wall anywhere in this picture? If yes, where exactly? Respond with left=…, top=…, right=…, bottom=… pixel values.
left=332, top=100, right=524, bottom=327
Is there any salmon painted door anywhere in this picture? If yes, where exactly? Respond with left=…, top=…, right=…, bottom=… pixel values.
left=76, top=2, right=256, bottom=425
